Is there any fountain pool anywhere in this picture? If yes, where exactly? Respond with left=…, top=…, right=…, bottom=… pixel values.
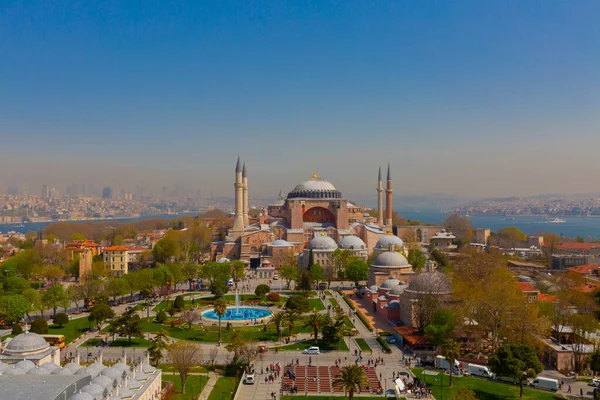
left=202, top=307, right=273, bottom=321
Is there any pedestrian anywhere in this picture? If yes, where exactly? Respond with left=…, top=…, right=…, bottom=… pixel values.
left=567, top=384, right=571, bottom=393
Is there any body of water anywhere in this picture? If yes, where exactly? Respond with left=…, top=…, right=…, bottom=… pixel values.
left=398, top=209, right=600, bottom=240
left=0, top=212, right=199, bottom=234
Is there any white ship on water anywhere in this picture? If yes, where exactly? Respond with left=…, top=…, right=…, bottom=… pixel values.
left=547, top=217, right=566, bottom=224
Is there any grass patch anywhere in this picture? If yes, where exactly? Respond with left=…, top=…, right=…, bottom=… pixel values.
left=329, top=298, right=339, bottom=308
left=307, top=298, right=325, bottom=311
left=324, top=291, right=332, bottom=296
left=354, top=338, right=371, bottom=352
left=412, top=368, right=564, bottom=400
left=281, top=291, right=318, bottom=297
left=282, top=397, right=402, bottom=400
left=49, top=316, right=91, bottom=343
left=162, top=373, right=209, bottom=400
left=278, top=338, right=349, bottom=352
left=207, top=376, right=237, bottom=400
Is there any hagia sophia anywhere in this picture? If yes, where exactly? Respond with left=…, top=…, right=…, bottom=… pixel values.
left=210, top=156, right=420, bottom=288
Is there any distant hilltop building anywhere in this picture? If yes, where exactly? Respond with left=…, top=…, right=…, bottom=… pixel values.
left=211, top=156, right=404, bottom=268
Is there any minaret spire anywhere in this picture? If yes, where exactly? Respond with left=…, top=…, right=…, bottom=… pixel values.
left=235, top=155, right=242, bottom=173
left=242, top=163, right=249, bottom=226
left=232, top=156, right=244, bottom=232
left=377, top=166, right=383, bottom=226
left=385, top=162, right=393, bottom=226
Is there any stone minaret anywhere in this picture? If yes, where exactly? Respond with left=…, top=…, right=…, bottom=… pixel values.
left=242, top=163, right=249, bottom=227
left=377, top=166, right=384, bottom=226
left=233, top=156, right=245, bottom=232
left=385, top=162, right=393, bottom=226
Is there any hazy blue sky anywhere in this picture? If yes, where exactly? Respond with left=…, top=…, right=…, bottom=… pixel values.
left=1, top=1, right=599, bottom=199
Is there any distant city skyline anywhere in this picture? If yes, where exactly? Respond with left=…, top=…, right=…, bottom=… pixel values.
left=2, top=2, right=600, bottom=198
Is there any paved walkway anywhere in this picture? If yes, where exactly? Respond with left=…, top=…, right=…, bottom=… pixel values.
left=198, top=372, right=220, bottom=400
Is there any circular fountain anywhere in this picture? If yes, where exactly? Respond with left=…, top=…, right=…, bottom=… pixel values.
left=201, top=290, right=273, bottom=323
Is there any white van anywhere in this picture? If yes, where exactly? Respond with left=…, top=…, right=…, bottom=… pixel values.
left=467, top=364, right=495, bottom=379
left=303, top=346, right=320, bottom=354
left=529, top=377, right=558, bottom=392
left=435, top=355, right=460, bottom=371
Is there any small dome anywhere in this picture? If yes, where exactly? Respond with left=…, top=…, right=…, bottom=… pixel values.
left=127, top=379, right=143, bottom=390
left=375, top=235, right=404, bottom=250
left=407, top=271, right=452, bottom=294
left=101, top=367, right=123, bottom=381
left=40, top=362, right=60, bottom=371
left=307, top=235, right=337, bottom=250
left=92, top=375, right=116, bottom=388
left=338, top=236, right=366, bottom=250
left=368, top=285, right=378, bottom=292
left=373, top=251, right=410, bottom=268
left=4, top=332, right=50, bottom=355
left=69, top=393, right=95, bottom=400
left=2, top=367, right=26, bottom=375
left=0, top=363, right=9, bottom=373
left=64, top=362, right=84, bottom=373
left=389, top=284, right=406, bottom=296
left=52, top=367, right=74, bottom=375
left=387, top=300, right=400, bottom=309
left=380, top=278, right=401, bottom=289
left=118, top=387, right=135, bottom=398
left=81, top=384, right=104, bottom=396
left=142, top=364, right=157, bottom=374
left=270, top=240, right=293, bottom=247
left=15, top=359, right=36, bottom=372
left=27, top=367, right=45, bottom=375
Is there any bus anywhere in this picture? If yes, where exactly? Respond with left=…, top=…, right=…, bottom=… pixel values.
left=40, top=334, right=66, bottom=348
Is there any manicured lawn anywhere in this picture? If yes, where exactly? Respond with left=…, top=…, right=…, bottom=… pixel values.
left=278, top=338, right=349, bottom=352
left=140, top=321, right=312, bottom=343
left=281, top=291, right=318, bottom=297
left=412, top=368, right=564, bottom=400
left=329, top=298, right=339, bottom=308
left=207, top=376, right=237, bottom=400
left=162, top=373, right=208, bottom=400
left=308, top=298, right=325, bottom=311
left=81, top=338, right=152, bottom=347
left=354, top=338, right=371, bottom=352
left=49, top=316, right=91, bottom=343
left=152, top=299, right=205, bottom=312
left=324, top=291, right=332, bottom=296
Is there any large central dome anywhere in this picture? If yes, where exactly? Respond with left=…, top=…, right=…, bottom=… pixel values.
left=287, top=172, right=342, bottom=200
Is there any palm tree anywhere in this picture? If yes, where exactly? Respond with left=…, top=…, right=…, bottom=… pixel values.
left=332, top=364, right=368, bottom=400
left=304, top=312, right=325, bottom=344
left=284, top=308, right=301, bottom=337
left=441, top=339, right=461, bottom=387
left=271, top=311, right=286, bottom=343
left=213, top=298, right=228, bottom=343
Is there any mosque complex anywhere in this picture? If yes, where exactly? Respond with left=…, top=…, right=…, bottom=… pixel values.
left=211, top=156, right=419, bottom=287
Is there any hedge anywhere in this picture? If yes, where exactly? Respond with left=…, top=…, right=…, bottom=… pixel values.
left=356, top=309, right=374, bottom=332
left=376, top=336, right=392, bottom=353
left=342, top=295, right=356, bottom=310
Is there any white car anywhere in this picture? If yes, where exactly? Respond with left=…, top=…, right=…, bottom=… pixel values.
left=303, top=346, right=320, bottom=355
left=588, top=379, right=600, bottom=387
left=245, top=374, right=255, bottom=384
left=273, top=275, right=279, bottom=280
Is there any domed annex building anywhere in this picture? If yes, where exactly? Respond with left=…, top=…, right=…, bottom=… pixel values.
left=0, top=333, right=162, bottom=400
left=368, top=249, right=414, bottom=287
left=211, top=157, right=401, bottom=269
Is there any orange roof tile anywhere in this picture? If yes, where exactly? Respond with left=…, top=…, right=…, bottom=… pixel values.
left=573, top=283, right=600, bottom=294
left=103, top=246, right=129, bottom=251
left=538, top=293, right=559, bottom=303
left=566, top=264, right=599, bottom=275
left=560, top=242, right=600, bottom=250
left=516, top=282, right=538, bottom=293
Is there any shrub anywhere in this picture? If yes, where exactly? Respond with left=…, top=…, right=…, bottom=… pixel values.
left=31, top=317, right=48, bottom=334
left=173, top=295, right=185, bottom=311
left=342, top=295, right=356, bottom=310
left=155, top=310, right=168, bottom=323
left=53, top=313, right=69, bottom=328
left=356, top=309, right=374, bottom=331
left=166, top=307, right=176, bottom=317
left=255, top=284, right=271, bottom=297
left=12, top=324, right=23, bottom=335
left=267, top=292, right=281, bottom=302
left=285, top=295, right=309, bottom=312
left=376, top=336, right=391, bottom=353
left=226, top=322, right=231, bottom=332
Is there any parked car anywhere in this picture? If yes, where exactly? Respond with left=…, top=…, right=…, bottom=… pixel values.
left=245, top=374, right=255, bottom=385
left=588, top=378, right=600, bottom=387
left=303, top=346, right=320, bottom=355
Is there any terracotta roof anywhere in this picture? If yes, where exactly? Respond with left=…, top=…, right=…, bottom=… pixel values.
left=566, top=264, right=599, bottom=275
left=538, top=293, right=559, bottom=303
left=560, top=242, right=600, bottom=250
left=516, top=282, right=538, bottom=293
left=393, top=326, right=430, bottom=346
left=103, top=246, right=128, bottom=251
left=573, top=283, right=600, bottom=294
left=507, top=260, right=546, bottom=269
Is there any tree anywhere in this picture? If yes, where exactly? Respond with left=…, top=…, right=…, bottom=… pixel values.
left=183, top=262, right=198, bottom=291
left=309, top=263, right=325, bottom=288
left=498, top=226, right=527, bottom=250
left=230, top=260, right=246, bottom=290
left=166, top=262, right=184, bottom=291
left=167, top=341, right=203, bottom=394
left=53, top=312, right=69, bottom=328
left=286, top=295, right=309, bottom=312
left=330, top=249, right=352, bottom=284
left=284, top=308, right=301, bottom=337
left=322, top=310, right=352, bottom=347
left=30, top=317, right=49, bottom=334
left=267, top=292, right=281, bottom=302
left=270, top=311, right=286, bottom=343
left=441, top=339, right=461, bottom=387
left=42, top=285, right=68, bottom=317
left=213, top=297, right=228, bottom=343
left=148, top=329, right=170, bottom=367
left=3, top=276, right=31, bottom=295
left=424, top=309, right=456, bottom=349
left=67, top=285, right=84, bottom=312
left=0, top=295, right=30, bottom=325
left=407, top=247, right=427, bottom=271
left=304, top=312, right=326, bottom=344
left=442, top=213, right=473, bottom=243
left=153, top=233, right=181, bottom=263
left=279, top=265, right=298, bottom=290
left=255, top=284, right=270, bottom=297
left=591, top=349, right=600, bottom=376
left=568, top=313, right=600, bottom=372
left=199, top=261, right=230, bottom=297
left=332, top=365, right=368, bottom=400
left=542, top=233, right=561, bottom=263
left=105, top=277, right=128, bottom=305
left=179, top=309, right=201, bottom=330
left=489, top=343, right=543, bottom=398
left=297, top=270, right=313, bottom=294
left=112, top=307, right=144, bottom=344
left=345, top=259, right=369, bottom=288
left=430, top=249, right=450, bottom=268
left=173, top=295, right=185, bottom=312
left=155, top=310, right=168, bottom=323
left=41, top=265, right=65, bottom=285
left=88, top=302, right=115, bottom=329
left=22, top=288, right=41, bottom=321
